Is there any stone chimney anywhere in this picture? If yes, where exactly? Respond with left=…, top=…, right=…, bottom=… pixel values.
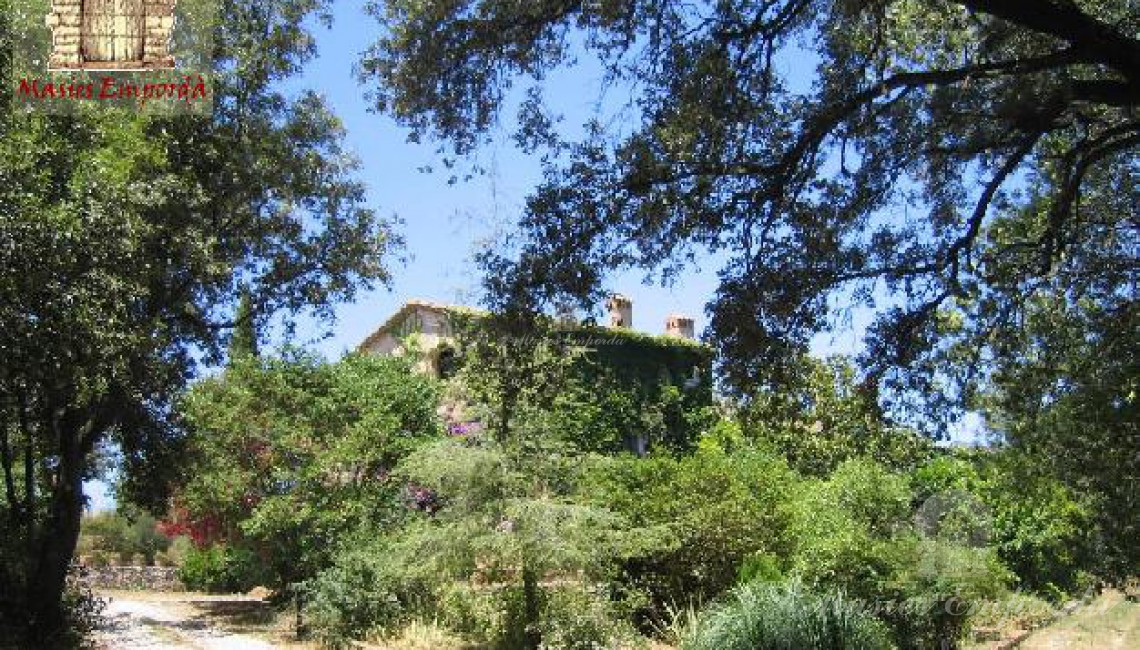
left=554, top=300, right=577, bottom=327
left=606, top=294, right=633, bottom=328
left=665, top=314, right=695, bottom=339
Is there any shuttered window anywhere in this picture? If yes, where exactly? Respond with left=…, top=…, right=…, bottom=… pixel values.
left=81, top=0, right=145, bottom=63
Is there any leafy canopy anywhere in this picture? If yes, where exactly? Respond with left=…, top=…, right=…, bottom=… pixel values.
left=361, top=0, right=1138, bottom=431
left=0, top=0, right=394, bottom=633
left=172, top=352, right=442, bottom=586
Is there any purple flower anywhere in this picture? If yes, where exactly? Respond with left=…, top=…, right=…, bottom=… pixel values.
left=448, top=420, right=484, bottom=438
left=404, top=482, right=441, bottom=513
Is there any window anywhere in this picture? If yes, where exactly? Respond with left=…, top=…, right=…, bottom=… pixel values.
left=81, top=0, right=145, bottom=64
left=47, top=0, right=178, bottom=71
left=436, top=346, right=459, bottom=380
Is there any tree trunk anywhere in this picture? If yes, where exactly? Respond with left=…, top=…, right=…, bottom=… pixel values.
left=521, top=564, right=541, bottom=650
left=26, top=417, right=85, bottom=639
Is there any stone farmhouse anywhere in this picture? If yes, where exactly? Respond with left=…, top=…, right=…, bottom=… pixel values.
left=358, top=295, right=712, bottom=454
left=358, top=295, right=699, bottom=377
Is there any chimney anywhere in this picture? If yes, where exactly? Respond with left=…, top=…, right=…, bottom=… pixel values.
left=665, top=314, right=695, bottom=339
left=554, top=300, right=577, bottom=327
left=606, top=294, right=633, bottom=328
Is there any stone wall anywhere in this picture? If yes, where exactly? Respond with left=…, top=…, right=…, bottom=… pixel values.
left=82, top=565, right=183, bottom=592
left=46, top=0, right=82, bottom=69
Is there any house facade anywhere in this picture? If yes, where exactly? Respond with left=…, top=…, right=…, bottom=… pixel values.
left=358, top=296, right=713, bottom=454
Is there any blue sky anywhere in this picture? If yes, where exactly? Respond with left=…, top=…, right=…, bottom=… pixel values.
left=283, top=3, right=730, bottom=359
left=277, top=3, right=862, bottom=359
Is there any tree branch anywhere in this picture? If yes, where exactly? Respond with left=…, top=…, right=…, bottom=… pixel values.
left=948, top=131, right=1044, bottom=289
left=1071, top=79, right=1140, bottom=107
left=955, top=0, right=1140, bottom=84
left=1041, top=128, right=1140, bottom=272
left=775, top=48, right=1083, bottom=193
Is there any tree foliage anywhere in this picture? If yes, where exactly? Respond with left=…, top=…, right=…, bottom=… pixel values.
left=170, top=352, right=442, bottom=588
left=77, top=508, right=171, bottom=567
left=362, top=0, right=1138, bottom=430
left=983, top=285, right=1138, bottom=580
left=0, top=0, right=394, bottom=636
left=741, top=355, right=933, bottom=476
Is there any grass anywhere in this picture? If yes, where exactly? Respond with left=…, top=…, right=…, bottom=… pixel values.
left=360, top=620, right=479, bottom=650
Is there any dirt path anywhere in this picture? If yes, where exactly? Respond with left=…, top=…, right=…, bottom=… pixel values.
left=1016, top=590, right=1139, bottom=650
left=95, top=592, right=296, bottom=650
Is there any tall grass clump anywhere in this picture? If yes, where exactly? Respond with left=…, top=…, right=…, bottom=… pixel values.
left=682, top=580, right=895, bottom=650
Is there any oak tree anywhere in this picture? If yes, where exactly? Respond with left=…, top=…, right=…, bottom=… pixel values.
left=0, top=0, right=394, bottom=638
left=362, top=0, right=1137, bottom=426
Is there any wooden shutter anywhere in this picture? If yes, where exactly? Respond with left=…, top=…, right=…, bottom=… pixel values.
left=82, top=0, right=145, bottom=63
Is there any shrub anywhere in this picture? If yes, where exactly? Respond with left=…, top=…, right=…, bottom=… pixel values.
left=304, top=535, right=435, bottom=648
left=968, top=591, right=1056, bottom=638
left=178, top=545, right=270, bottom=593
left=584, top=446, right=800, bottom=624
left=877, top=538, right=1014, bottom=650
left=437, top=582, right=505, bottom=644
left=78, top=509, right=170, bottom=566
left=374, top=620, right=473, bottom=650
left=979, top=454, right=1096, bottom=598
left=738, top=552, right=783, bottom=585
left=787, top=461, right=913, bottom=598
left=165, top=535, right=194, bottom=565
left=787, top=458, right=1016, bottom=648
left=538, top=586, right=640, bottom=650
left=438, top=583, right=638, bottom=650
left=682, top=580, right=895, bottom=650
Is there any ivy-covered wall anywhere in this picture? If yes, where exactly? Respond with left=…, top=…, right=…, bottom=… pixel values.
left=444, top=313, right=715, bottom=454
left=561, top=326, right=715, bottom=453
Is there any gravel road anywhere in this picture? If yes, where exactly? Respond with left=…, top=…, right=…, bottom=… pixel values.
left=95, top=593, right=283, bottom=650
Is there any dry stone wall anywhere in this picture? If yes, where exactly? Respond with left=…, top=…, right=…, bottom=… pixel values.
left=82, top=565, right=182, bottom=591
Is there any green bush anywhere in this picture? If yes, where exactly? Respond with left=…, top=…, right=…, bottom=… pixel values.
left=584, top=446, right=799, bottom=624
left=979, top=454, right=1096, bottom=598
left=537, top=586, right=639, bottom=650
left=438, top=583, right=637, bottom=650
left=437, top=582, right=505, bottom=644
left=738, top=552, right=783, bottom=585
left=786, top=458, right=1016, bottom=648
left=682, top=580, right=895, bottom=650
left=787, top=460, right=913, bottom=597
left=304, top=536, right=435, bottom=647
left=178, top=545, right=270, bottom=593
left=78, top=509, right=170, bottom=566
left=876, top=538, right=1014, bottom=650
